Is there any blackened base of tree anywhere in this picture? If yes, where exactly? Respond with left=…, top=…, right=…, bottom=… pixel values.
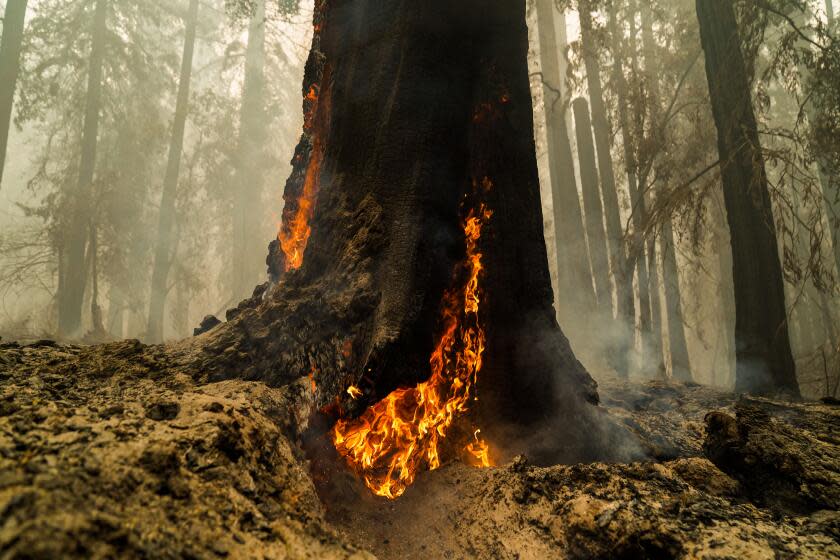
left=177, top=0, right=636, bottom=464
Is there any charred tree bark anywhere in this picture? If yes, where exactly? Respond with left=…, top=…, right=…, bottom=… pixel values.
left=189, top=0, right=625, bottom=464
left=579, top=0, right=634, bottom=374
left=696, top=0, right=799, bottom=396
left=573, top=97, right=611, bottom=312
left=535, top=0, right=594, bottom=318
left=232, top=0, right=267, bottom=301
left=58, top=0, right=106, bottom=336
left=0, top=0, right=27, bottom=191
left=147, top=0, right=200, bottom=343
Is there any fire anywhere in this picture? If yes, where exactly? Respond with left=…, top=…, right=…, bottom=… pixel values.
left=465, top=430, right=492, bottom=467
left=347, top=385, right=362, bottom=399
left=308, top=368, right=317, bottom=393
left=278, top=142, right=323, bottom=271
left=331, top=200, right=495, bottom=499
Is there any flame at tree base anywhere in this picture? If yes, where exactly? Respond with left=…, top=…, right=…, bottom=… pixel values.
left=332, top=195, right=495, bottom=499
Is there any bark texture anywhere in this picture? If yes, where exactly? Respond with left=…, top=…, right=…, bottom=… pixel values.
left=696, top=0, right=799, bottom=396
left=147, top=0, right=200, bottom=343
left=188, top=0, right=609, bottom=460
left=0, top=0, right=27, bottom=190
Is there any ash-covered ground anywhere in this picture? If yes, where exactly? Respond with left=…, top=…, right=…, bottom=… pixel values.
left=0, top=339, right=837, bottom=559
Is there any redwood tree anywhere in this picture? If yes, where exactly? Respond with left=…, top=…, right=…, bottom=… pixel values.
left=696, top=0, right=799, bottom=396
left=188, top=0, right=630, bottom=469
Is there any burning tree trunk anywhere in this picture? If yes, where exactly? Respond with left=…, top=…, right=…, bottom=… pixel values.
left=0, top=0, right=27, bottom=191
left=535, top=0, right=594, bottom=319
left=188, top=0, right=626, bottom=499
left=696, top=0, right=799, bottom=396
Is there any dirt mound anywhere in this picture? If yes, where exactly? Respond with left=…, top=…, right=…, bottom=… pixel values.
left=0, top=340, right=367, bottom=559
left=0, top=341, right=837, bottom=559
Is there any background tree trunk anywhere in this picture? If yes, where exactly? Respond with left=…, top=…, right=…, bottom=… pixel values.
left=579, top=0, right=634, bottom=375
left=0, top=0, right=27, bottom=190
left=189, top=0, right=628, bottom=464
left=638, top=1, right=667, bottom=376
left=573, top=97, right=612, bottom=313
left=661, top=221, right=693, bottom=381
left=827, top=0, right=834, bottom=22
left=609, top=6, right=651, bottom=370
left=535, top=0, right=594, bottom=319
left=696, top=0, right=799, bottom=396
left=58, top=0, right=106, bottom=336
left=147, top=0, right=200, bottom=343
left=232, top=0, right=267, bottom=301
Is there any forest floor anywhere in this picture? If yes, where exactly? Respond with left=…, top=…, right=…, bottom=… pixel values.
left=0, top=338, right=838, bottom=559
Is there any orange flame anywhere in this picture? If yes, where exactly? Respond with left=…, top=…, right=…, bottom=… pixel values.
left=332, top=201, right=495, bottom=499
left=464, top=429, right=492, bottom=467
left=279, top=142, right=323, bottom=271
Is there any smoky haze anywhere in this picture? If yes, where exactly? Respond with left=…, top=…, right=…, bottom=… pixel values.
left=0, top=0, right=838, bottom=399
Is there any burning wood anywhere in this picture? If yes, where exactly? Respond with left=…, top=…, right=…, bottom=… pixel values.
left=332, top=189, right=495, bottom=499
left=278, top=141, right=322, bottom=271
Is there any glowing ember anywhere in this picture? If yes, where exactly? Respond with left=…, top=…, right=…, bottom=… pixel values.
left=347, top=385, right=363, bottom=399
left=332, top=199, right=495, bottom=499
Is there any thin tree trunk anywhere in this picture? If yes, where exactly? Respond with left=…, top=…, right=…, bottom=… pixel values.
left=88, top=221, right=104, bottom=335
left=712, top=195, right=737, bottom=388
left=696, top=0, right=799, bottom=396
left=608, top=6, right=651, bottom=367
left=639, top=1, right=694, bottom=382
left=107, top=286, right=125, bottom=339
left=535, top=0, right=594, bottom=318
left=172, top=276, right=189, bottom=339
left=232, top=0, right=267, bottom=301
left=573, top=97, right=611, bottom=313
left=661, top=220, right=692, bottom=381
left=638, top=1, right=667, bottom=376
left=579, top=0, right=634, bottom=374
left=147, top=0, right=200, bottom=343
left=58, top=0, right=106, bottom=336
left=0, top=0, right=27, bottom=190
left=828, top=0, right=834, bottom=22
left=788, top=4, right=840, bottom=280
